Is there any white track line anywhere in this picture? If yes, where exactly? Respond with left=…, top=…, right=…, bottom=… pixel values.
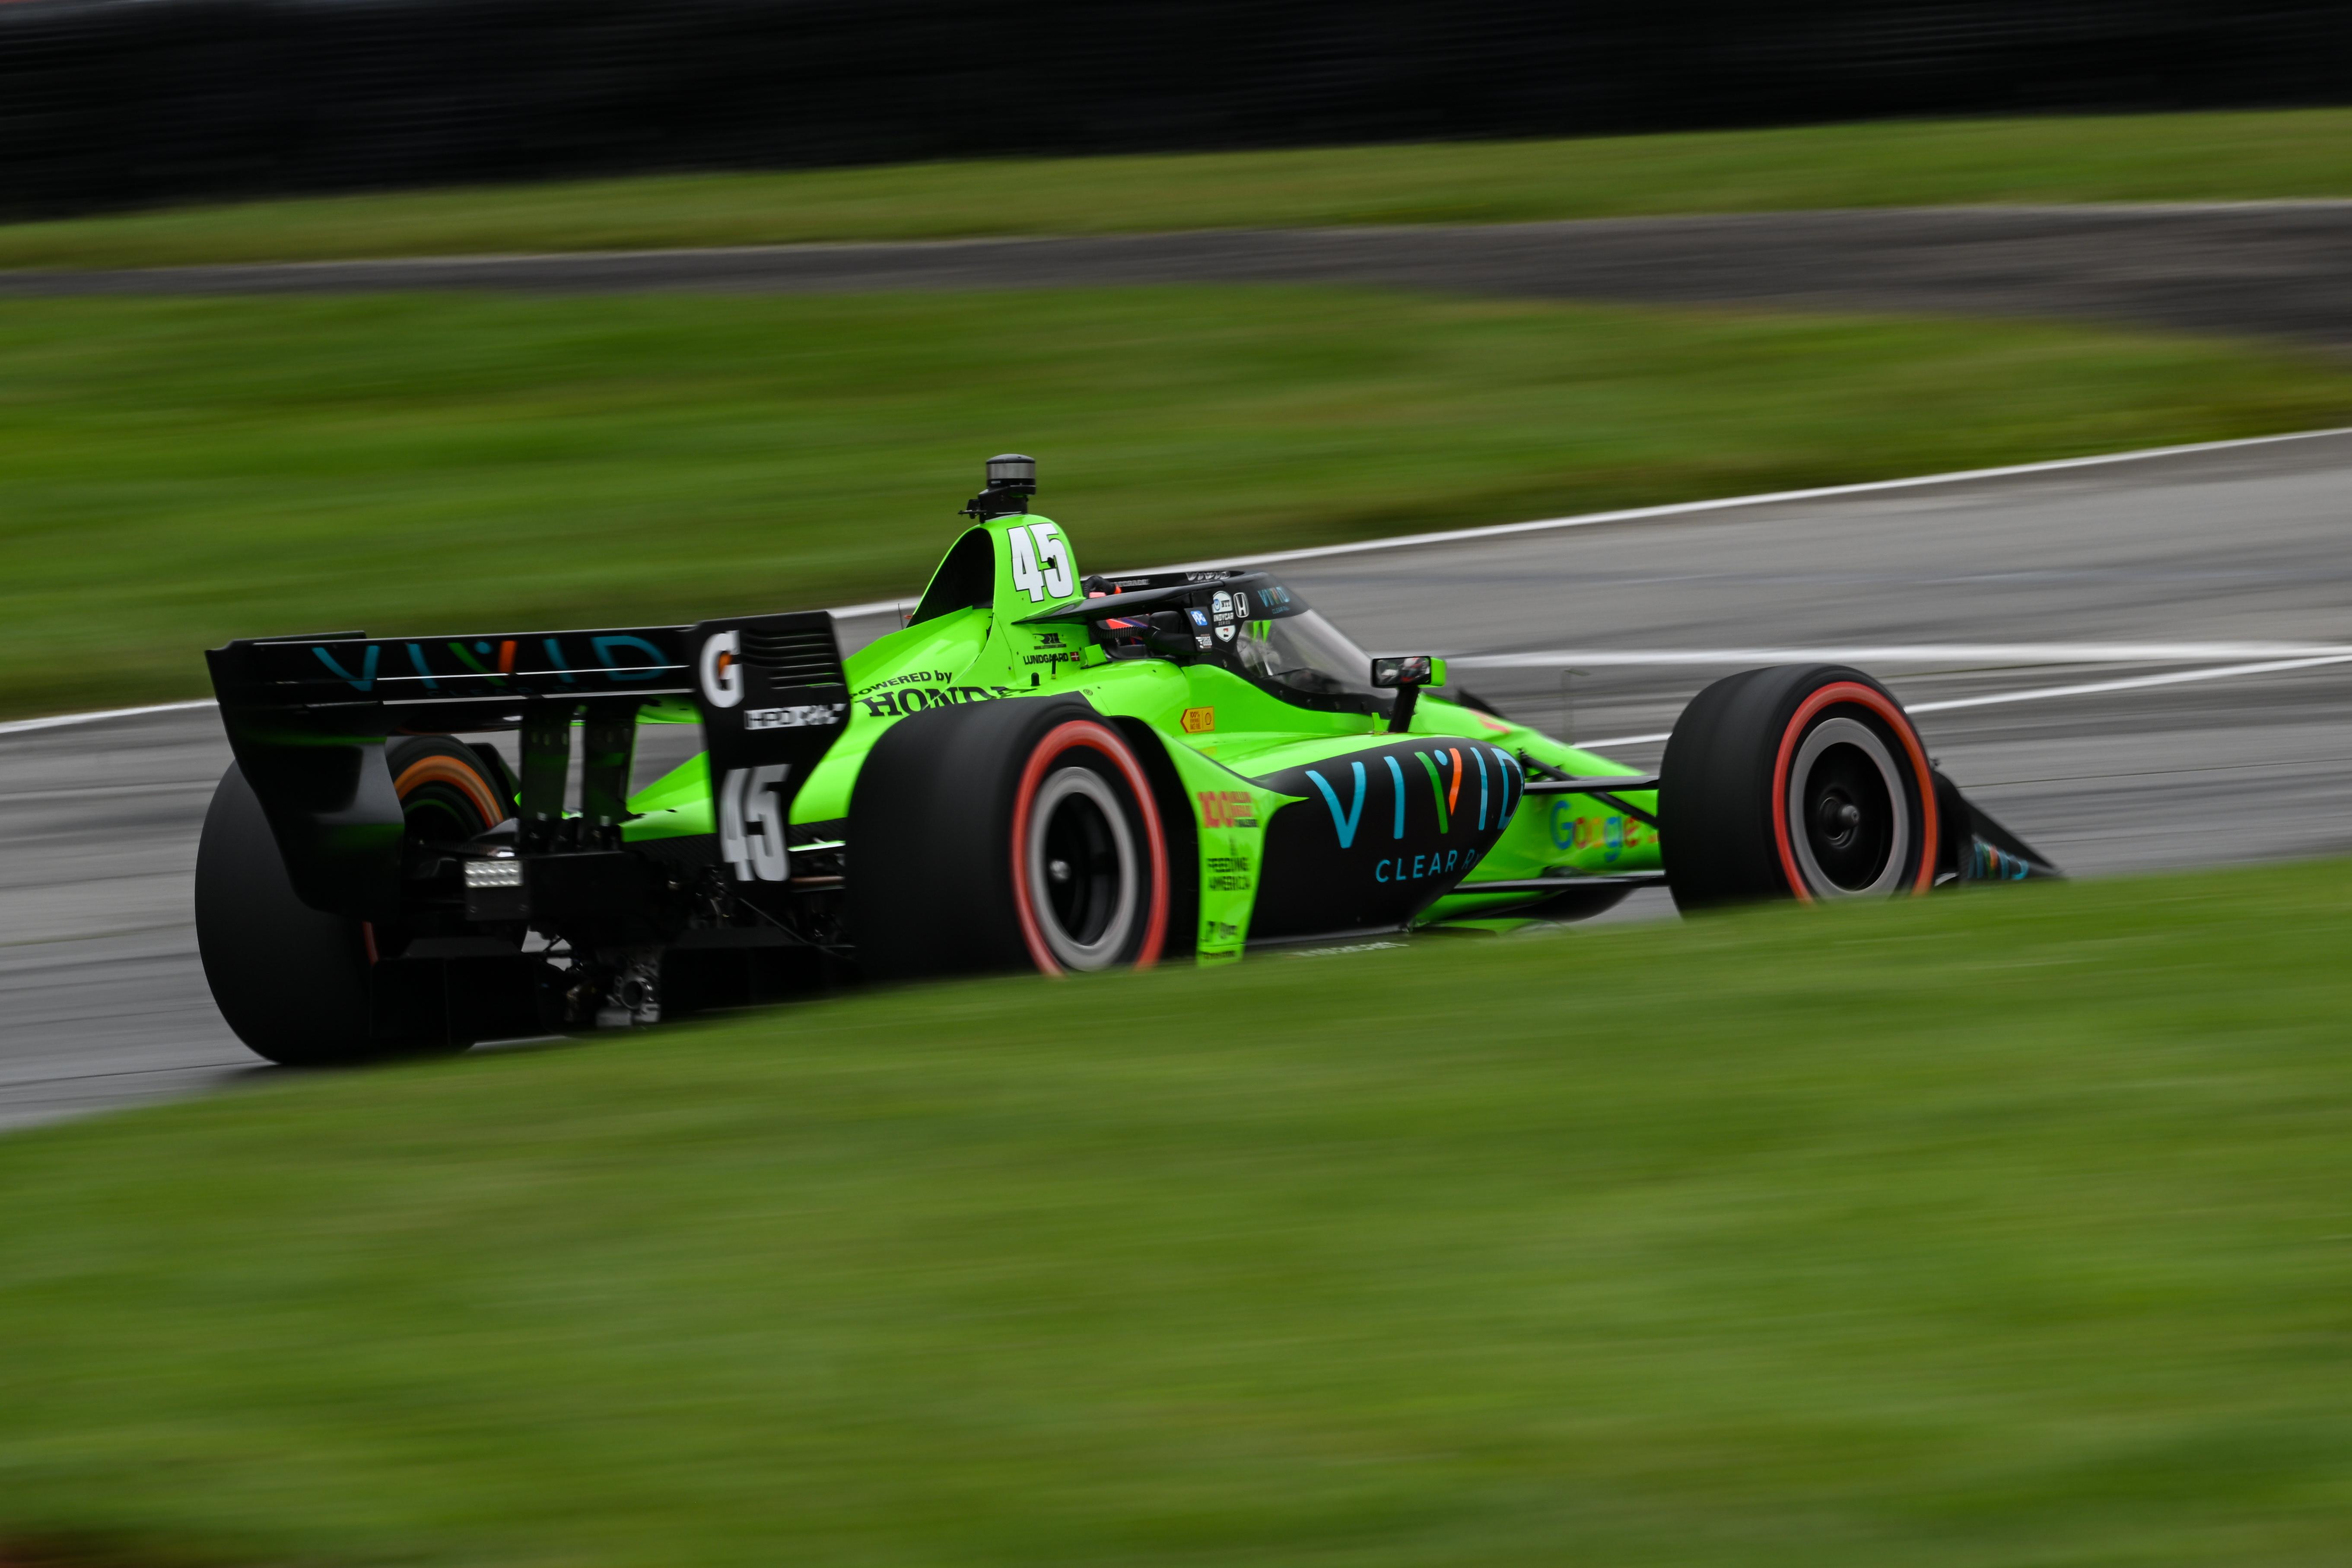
left=0, top=699, right=215, bottom=738
left=1570, top=653, right=2352, bottom=752
left=15, top=425, right=2352, bottom=739
left=1907, top=653, right=2352, bottom=713
left=1456, top=642, right=2352, bottom=668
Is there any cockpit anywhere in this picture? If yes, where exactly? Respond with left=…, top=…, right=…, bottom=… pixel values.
left=1232, top=607, right=1382, bottom=701
left=1066, top=569, right=1390, bottom=716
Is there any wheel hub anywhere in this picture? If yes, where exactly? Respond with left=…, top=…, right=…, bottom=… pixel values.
left=1023, top=765, right=1139, bottom=971
left=1784, top=715, right=1910, bottom=897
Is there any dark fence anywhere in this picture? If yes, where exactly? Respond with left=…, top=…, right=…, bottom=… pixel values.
left=4, top=0, right=2351, bottom=218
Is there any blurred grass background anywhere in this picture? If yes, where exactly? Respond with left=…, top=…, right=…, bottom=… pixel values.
left=6, top=859, right=2352, bottom=1566
left=7, top=286, right=2350, bottom=718
left=3, top=111, right=2352, bottom=268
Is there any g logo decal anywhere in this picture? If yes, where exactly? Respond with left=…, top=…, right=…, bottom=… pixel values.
left=700, top=630, right=743, bottom=709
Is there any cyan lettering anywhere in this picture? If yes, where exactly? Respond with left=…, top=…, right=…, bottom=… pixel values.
left=1305, top=761, right=1367, bottom=849
left=593, top=635, right=667, bottom=681
left=311, top=644, right=380, bottom=692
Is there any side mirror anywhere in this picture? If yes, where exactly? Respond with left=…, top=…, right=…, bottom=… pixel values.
left=1369, top=655, right=1446, bottom=690
left=1370, top=655, right=1445, bottom=733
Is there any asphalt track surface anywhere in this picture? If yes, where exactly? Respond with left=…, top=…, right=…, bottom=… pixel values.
left=10, top=205, right=2352, bottom=346
left=10, top=204, right=2352, bottom=1130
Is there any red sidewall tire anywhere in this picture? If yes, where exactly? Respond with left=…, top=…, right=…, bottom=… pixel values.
left=848, top=697, right=1174, bottom=983
left=1008, top=719, right=1170, bottom=976
left=1662, top=664, right=1939, bottom=912
left=1767, top=681, right=1939, bottom=903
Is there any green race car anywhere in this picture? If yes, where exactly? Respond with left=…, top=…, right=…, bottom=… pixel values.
left=197, top=455, right=2054, bottom=1063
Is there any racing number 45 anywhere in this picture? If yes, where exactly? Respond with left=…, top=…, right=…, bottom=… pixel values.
left=719, top=765, right=791, bottom=882
left=1006, top=522, right=1074, bottom=604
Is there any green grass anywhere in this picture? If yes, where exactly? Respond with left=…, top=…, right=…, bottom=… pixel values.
left=5, top=110, right=2352, bottom=270
left=7, top=860, right=2352, bottom=1566
left=8, top=285, right=2352, bottom=719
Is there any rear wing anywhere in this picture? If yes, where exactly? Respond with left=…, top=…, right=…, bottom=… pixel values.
left=206, top=615, right=849, bottom=919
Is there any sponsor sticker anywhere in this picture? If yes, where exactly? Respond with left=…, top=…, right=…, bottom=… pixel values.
left=1198, top=790, right=1258, bottom=829
left=745, top=703, right=846, bottom=730
left=857, top=684, right=1013, bottom=718
left=1181, top=706, right=1215, bottom=733
left=1216, top=624, right=1236, bottom=642
left=1189, top=608, right=1210, bottom=627
left=856, top=668, right=956, bottom=694
left=1374, top=847, right=1480, bottom=884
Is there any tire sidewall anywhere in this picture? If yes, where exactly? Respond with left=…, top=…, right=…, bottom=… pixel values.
left=1764, top=677, right=1936, bottom=902
left=848, top=697, right=1169, bottom=981
left=1662, top=664, right=1938, bottom=910
left=1007, top=717, right=1170, bottom=976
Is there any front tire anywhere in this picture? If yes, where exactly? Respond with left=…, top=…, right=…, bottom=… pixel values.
left=848, top=698, right=1170, bottom=982
left=1660, top=665, right=1939, bottom=913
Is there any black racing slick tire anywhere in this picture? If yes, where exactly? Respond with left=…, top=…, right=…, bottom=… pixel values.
left=1659, top=664, right=1940, bottom=914
left=195, top=740, right=510, bottom=1065
left=195, top=760, right=380, bottom=1065
left=848, top=697, right=1171, bottom=983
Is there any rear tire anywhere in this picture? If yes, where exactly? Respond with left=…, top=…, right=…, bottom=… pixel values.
left=1660, top=665, right=1939, bottom=913
left=195, top=739, right=510, bottom=1064
left=196, top=761, right=378, bottom=1065
left=848, top=698, right=1170, bottom=982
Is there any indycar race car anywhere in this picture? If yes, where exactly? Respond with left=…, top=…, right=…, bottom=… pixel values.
left=196, top=455, right=2056, bottom=1064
